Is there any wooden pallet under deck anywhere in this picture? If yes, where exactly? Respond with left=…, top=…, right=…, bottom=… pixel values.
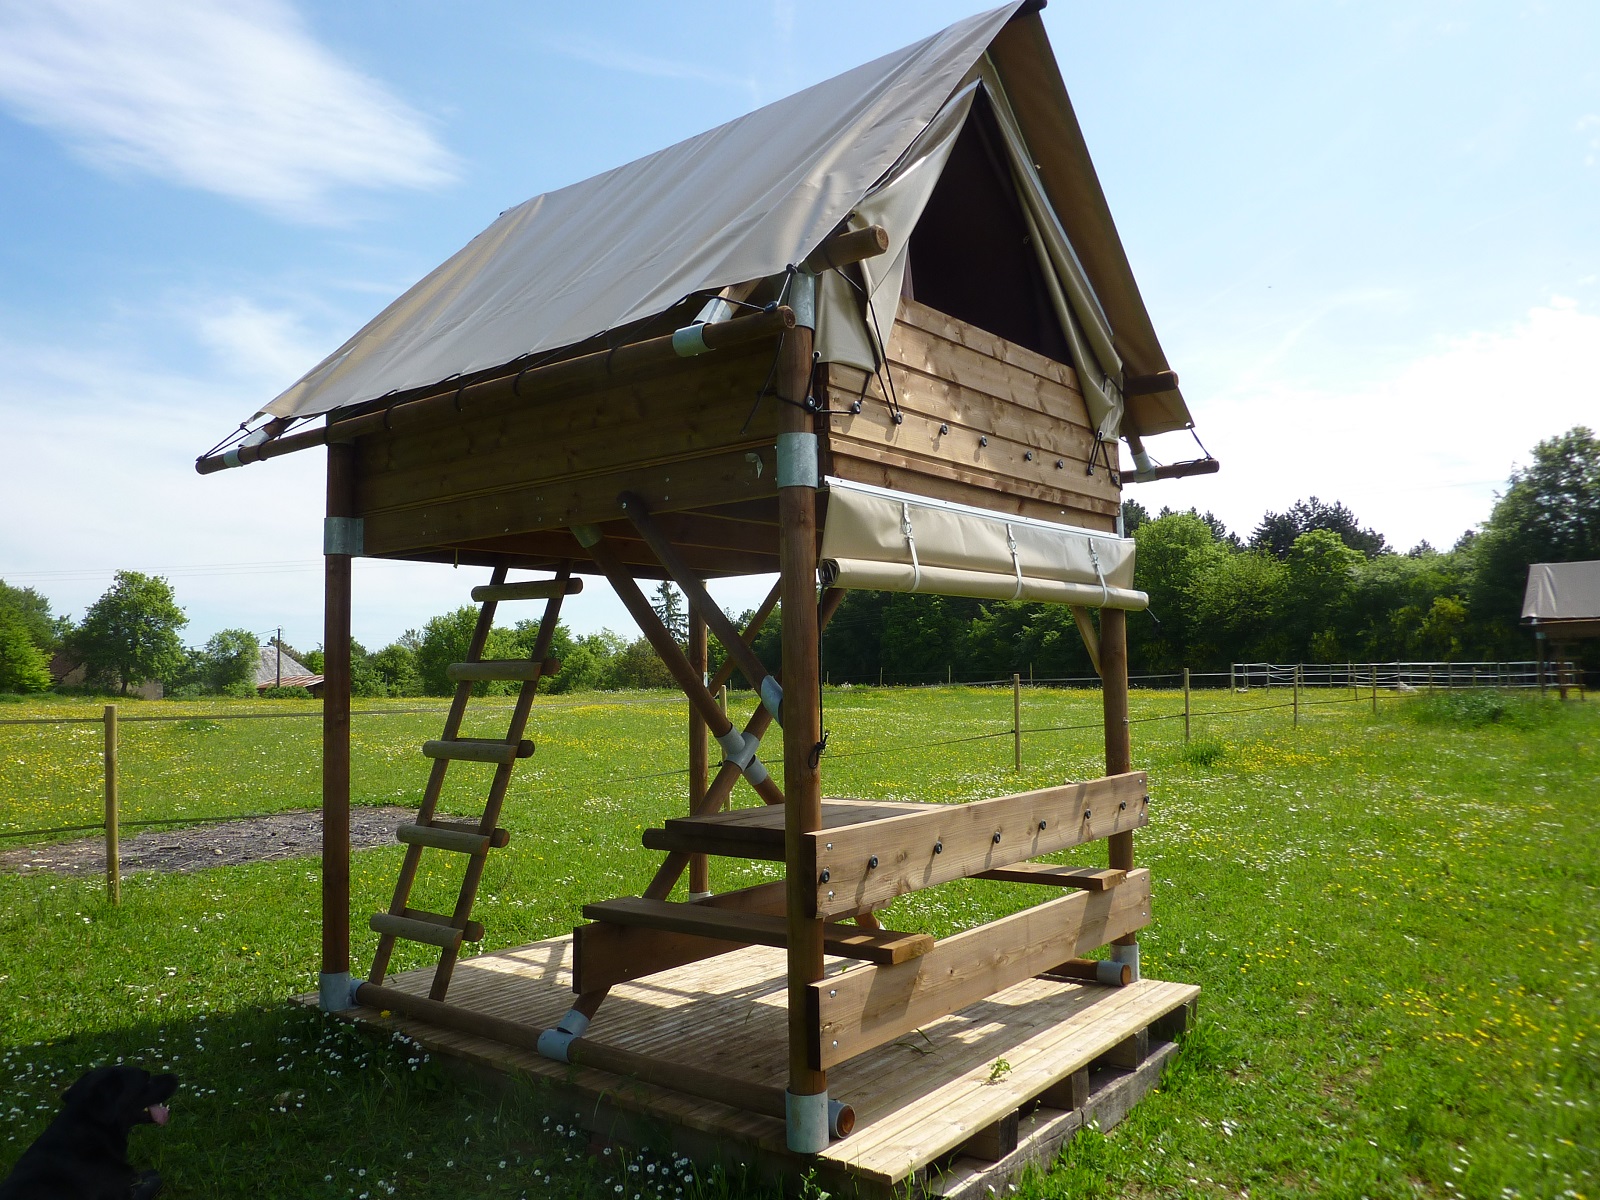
left=304, top=934, right=1196, bottom=1195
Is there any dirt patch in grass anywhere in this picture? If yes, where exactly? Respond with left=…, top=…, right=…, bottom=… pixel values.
left=0, top=806, right=415, bottom=878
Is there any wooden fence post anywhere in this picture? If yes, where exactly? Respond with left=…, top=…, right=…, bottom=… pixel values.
left=103, top=703, right=120, bottom=906
left=1012, top=673, right=1022, bottom=771
left=1292, top=665, right=1300, bottom=727
left=1371, top=663, right=1378, bottom=714
left=1182, top=668, right=1191, bottom=744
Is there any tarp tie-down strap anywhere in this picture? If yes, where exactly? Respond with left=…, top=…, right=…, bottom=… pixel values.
left=1006, top=524, right=1024, bottom=600
left=901, top=502, right=921, bottom=591
left=1088, top=538, right=1109, bottom=608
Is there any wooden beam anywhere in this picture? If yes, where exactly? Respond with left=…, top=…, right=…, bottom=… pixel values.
left=807, top=773, right=1148, bottom=919
left=809, top=870, right=1152, bottom=1070
left=1100, top=608, right=1136, bottom=958
left=321, top=442, right=355, bottom=987
left=581, top=896, right=933, bottom=966
left=802, top=224, right=889, bottom=274
left=688, top=611, right=709, bottom=897
left=1123, top=370, right=1179, bottom=397
left=1070, top=606, right=1101, bottom=677
left=973, top=864, right=1126, bottom=891
left=196, top=306, right=796, bottom=473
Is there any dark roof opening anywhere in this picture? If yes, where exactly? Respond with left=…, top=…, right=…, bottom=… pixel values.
left=905, top=89, right=1072, bottom=366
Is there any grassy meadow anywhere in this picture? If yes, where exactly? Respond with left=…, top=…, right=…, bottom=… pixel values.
left=0, top=684, right=1595, bottom=1199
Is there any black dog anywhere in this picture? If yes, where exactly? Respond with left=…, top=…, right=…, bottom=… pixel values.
left=0, top=1066, right=178, bottom=1200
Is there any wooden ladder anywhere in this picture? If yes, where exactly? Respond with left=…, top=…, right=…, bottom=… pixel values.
left=366, top=564, right=577, bottom=1001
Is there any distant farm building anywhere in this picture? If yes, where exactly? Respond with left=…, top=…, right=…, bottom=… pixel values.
left=256, top=643, right=324, bottom=695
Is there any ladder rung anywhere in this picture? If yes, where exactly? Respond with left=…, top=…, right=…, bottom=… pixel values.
left=471, top=579, right=584, bottom=603
left=422, top=738, right=535, bottom=764
left=401, top=908, right=484, bottom=944
left=431, top=818, right=511, bottom=848
left=370, top=911, right=473, bottom=949
left=447, top=658, right=560, bottom=683
left=396, top=823, right=495, bottom=855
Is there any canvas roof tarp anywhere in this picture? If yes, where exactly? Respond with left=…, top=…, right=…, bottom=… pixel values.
left=820, top=477, right=1147, bottom=610
left=1522, top=561, right=1600, bottom=623
left=256, top=4, right=1192, bottom=440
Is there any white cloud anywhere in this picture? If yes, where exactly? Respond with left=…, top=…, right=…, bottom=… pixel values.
left=193, top=298, right=329, bottom=395
left=543, top=33, right=759, bottom=104
left=0, top=0, right=455, bottom=220
left=1135, top=298, right=1600, bottom=551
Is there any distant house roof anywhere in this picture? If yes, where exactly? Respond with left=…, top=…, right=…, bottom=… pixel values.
left=1522, top=561, right=1600, bottom=638
left=257, top=644, right=324, bottom=690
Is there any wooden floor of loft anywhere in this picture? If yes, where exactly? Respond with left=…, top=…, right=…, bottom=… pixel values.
left=303, top=934, right=1197, bottom=1194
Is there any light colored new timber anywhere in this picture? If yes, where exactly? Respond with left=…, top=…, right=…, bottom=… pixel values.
left=421, top=738, right=534, bottom=764
left=974, top=864, right=1126, bottom=890
left=447, top=658, right=560, bottom=683
left=369, top=911, right=469, bottom=949
left=581, top=896, right=932, bottom=966
left=395, top=823, right=492, bottom=855
left=470, top=579, right=583, bottom=603
left=808, top=773, right=1147, bottom=918
left=303, top=935, right=1197, bottom=1191
left=811, top=870, right=1152, bottom=1069
left=642, top=798, right=929, bottom=861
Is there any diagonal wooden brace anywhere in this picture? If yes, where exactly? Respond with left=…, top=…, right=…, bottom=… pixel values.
left=578, top=525, right=784, bottom=805
left=643, top=588, right=845, bottom=902
left=620, top=492, right=783, bottom=720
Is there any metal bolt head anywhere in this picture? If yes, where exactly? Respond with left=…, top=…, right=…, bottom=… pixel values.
left=867, top=855, right=879, bottom=869
left=1055, top=459, right=1065, bottom=469
left=1119, top=801, right=1127, bottom=811
left=1038, top=820, right=1047, bottom=831
left=829, top=989, right=837, bottom=998
left=939, top=422, right=949, bottom=435
left=933, top=840, right=943, bottom=854
left=992, top=831, right=1002, bottom=844
left=819, top=868, right=831, bottom=883
left=979, top=435, right=989, bottom=447
left=1084, top=810, right=1092, bottom=820
left=1025, top=450, right=1034, bottom=461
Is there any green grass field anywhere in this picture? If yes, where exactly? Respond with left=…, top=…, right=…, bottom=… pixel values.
left=1, top=685, right=1595, bottom=1199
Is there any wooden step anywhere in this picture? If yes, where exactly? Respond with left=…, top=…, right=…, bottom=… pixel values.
left=370, top=911, right=481, bottom=949
left=974, top=864, right=1126, bottom=891
left=641, top=798, right=931, bottom=861
left=582, top=896, right=933, bottom=965
left=422, top=738, right=534, bottom=764
left=470, top=578, right=584, bottom=603
left=400, top=907, right=484, bottom=944
left=447, top=658, right=560, bottom=683
left=396, top=823, right=510, bottom=855
left=429, top=818, right=511, bottom=848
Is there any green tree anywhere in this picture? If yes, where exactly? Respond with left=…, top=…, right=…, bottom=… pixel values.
left=74, top=571, right=187, bottom=694
left=371, top=642, right=423, bottom=696
left=651, top=581, right=687, bottom=646
left=1131, top=512, right=1220, bottom=671
left=1472, top=426, right=1600, bottom=649
left=0, top=580, right=67, bottom=656
left=1283, top=530, right=1363, bottom=660
left=1251, top=497, right=1390, bottom=559
left=415, top=606, right=479, bottom=695
left=202, top=628, right=261, bottom=695
left=0, top=610, right=53, bottom=692
left=1188, top=550, right=1289, bottom=667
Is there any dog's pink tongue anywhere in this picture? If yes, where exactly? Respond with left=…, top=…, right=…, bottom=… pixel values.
left=148, top=1104, right=170, bottom=1126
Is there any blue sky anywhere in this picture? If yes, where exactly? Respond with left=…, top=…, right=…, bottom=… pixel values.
left=2, top=0, right=1596, bottom=652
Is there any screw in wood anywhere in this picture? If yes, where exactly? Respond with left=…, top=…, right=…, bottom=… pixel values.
left=939, top=422, right=949, bottom=435
left=992, top=831, right=1002, bottom=844
left=819, top=868, right=831, bottom=883
left=1055, top=459, right=1065, bottom=469
left=1037, top=820, right=1047, bottom=831
left=1025, top=450, right=1034, bottom=461
left=867, top=855, right=879, bottom=869
left=933, top=841, right=943, bottom=854
left=979, top=435, right=989, bottom=447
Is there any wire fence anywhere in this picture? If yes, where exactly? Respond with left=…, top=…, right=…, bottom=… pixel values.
left=1, top=659, right=1583, bottom=903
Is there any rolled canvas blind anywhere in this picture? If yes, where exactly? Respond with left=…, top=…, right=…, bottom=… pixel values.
left=819, top=478, right=1147, bottom=610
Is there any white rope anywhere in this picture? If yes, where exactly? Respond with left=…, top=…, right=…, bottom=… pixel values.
left=901, top=502, right=921, bottom=591
left=1006, top=523, right=1024, bottom=600
left=1088, top=538, right=1109, bottom=608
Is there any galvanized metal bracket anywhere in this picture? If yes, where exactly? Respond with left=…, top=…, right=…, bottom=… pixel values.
left=323, top=517, right=364, bottom=557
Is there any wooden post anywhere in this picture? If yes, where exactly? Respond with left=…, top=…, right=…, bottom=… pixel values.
left=688, top=612, right=710, bottom=897
left=1293, top=664, right=1300, bottom=727
left=776, top=285, right=827, bottom=1145
left=321, top=441, right=355, bottom=1007
left=103, top=704, right=119, bottom=906
left=1013, top=673, right=1022, bottom=770
left=1538, top=635, right=1547, bottom=697
left=1099, top=608, right=1136, bottom=966
left=1182, top=668, right=1191, bottom=744
left=1230, top=663, right=1236, bottom=692
left=1371, top=663, right=1378, bottom=714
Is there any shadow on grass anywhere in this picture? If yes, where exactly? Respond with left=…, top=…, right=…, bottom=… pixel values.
left=0, top=1004, right=746, bottom=1200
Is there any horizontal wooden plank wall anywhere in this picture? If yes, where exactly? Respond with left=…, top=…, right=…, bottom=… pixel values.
left=823, top=299, right=1120, bottom=531
left=809, top=869, right=1152, bottom=1070
left=353, top=342, right=782, bottom=557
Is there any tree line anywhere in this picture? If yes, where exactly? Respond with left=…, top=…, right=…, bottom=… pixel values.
left=2, top=427, right=1594, bottom=696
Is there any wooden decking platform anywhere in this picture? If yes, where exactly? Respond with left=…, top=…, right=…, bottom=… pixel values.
left=314, top=934, right=1197, bottom=1196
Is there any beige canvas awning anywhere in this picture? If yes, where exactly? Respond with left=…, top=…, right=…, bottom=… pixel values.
left=1522, top=561, right=1600, bottom=624
left=820, top=477, right=1146, bottom=609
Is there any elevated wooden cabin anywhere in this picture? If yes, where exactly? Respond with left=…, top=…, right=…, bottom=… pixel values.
left=201, top=2, right=1213, bottom=1188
